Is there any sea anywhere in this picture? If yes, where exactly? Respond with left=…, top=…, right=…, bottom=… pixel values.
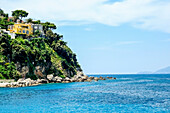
left=0, top=74, right=169, bottom=113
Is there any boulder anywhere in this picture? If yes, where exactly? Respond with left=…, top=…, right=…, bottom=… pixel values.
left=65, top=77, right=70, bottom=81
left=70, top=78, right=76, bottom=82
left=25, top=78, right=31, bottom=82
left=25, top=82, right=30, bottom=86
left=41, top=79, right=49, bottom=83
left=82, top=75, right=88, bottom=80
left=37, top=79, right=49, bottom=83
left=17, top=78, right=25, bottom=82
left=108, top=77, right=113, bottom=79
left=94, top=77, right=99, bottom=80
left=65, top=81, right=70, bottom=83
left=56, top=79, right=62, bottom=83
left=6, top=84, right=11, bottom=87
left=62, top=81, right=66, bottom=83
left=37, top=79, right=42, bottom=83
left=99, top=76, right=104, bottom=80
left=51, top=78, right=57, bottom=82
left=85, top=78, right=92, bottom=82
left=76, top=71, right=84, bottom=76
left=47, top=74, right=53, bottom=81
left=54, top=76, right=63, bottom=80
left=107, top=76, right=113, bottom=79
left=78, top=78, right=84, bottom=82
left=89, top=76, right=94, bottom=80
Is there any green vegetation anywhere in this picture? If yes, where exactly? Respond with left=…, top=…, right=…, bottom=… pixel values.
left=0, top=9, right=8, bottom=17
left=26, top=18, right=41, bottom=24
left=0, top=17, right=14, bottom=29
left=0, top=9, right=82, bottom=80
left=41, top=22, right=57, bottom=34
left=12, top=10, right=28, bottom=20
left=0, top=10, right=14, bottom=29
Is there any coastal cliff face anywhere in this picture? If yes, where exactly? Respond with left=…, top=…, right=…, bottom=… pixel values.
left=0, top=32, right=82, bottom=80
left=0, top=9, right=83, bottom=81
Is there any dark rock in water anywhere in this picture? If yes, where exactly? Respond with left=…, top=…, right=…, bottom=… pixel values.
left=84, top=79, right=92, bottom=82
left=94, top=77, right=99, bottom=79
left=99, top=76, right=106, bottom=80
left=89, top=76, right=94, bottom=80
left=94, top=79, right=98, bottom=81
left=107, top=77, right=113, bottom=79
left=94, top=77, right=99, bottom=81
left=1, top=74, right=117, bottom=88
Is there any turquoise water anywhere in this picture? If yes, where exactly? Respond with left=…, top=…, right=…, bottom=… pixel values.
left=0, top=74, right=170, bottom=113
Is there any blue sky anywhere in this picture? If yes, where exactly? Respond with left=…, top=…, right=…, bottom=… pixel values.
left=1, top=0, right=170, bottom=74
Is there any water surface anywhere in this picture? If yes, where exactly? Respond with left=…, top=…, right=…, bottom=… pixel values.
left=0, top=74, right=169, bottom=113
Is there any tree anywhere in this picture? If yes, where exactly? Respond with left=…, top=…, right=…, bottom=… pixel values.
left=0, top=17, right=14, bottom=29
left=33, top=20, right=41, bottom=24
left=0, top=9, right=4, bottom=16
left=41, top=22, right=57, bottom=34
left=0, top=9, right=8, bottom=17
left=0, top=33, right=12, bottom=61
left=34, top=30, right=41, bottom=37
left=46, top=30, right=54, bottom=38
left=12, top=10, right=28, bottom=20
left=26, top=18, right=33, bottom=23
left=48, top=23, right=56, bottom=30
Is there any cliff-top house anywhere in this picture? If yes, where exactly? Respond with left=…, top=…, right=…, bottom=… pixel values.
left=7, top=19, right=44, bottom=39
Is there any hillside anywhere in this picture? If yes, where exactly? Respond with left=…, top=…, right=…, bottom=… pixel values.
left=0, top=32, right=82, bottom=80
left=0, top=9, right=82, bottom=80
left=154, top=66, right=170, bottom=74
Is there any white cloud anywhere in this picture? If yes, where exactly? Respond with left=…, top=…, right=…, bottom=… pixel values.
left=1, top=0, right=170, bottom=33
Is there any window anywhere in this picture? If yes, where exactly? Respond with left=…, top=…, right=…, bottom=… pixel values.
left=23, top=30, right=25, bottom=33
left=26, top=30, right=29, bottom=34
left=34, top=26, right=38, bottom=29
left=21, top=26, right=28, bottom=29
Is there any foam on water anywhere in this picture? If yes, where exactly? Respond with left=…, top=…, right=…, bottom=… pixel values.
left=0, top=74, right=169, bottom=113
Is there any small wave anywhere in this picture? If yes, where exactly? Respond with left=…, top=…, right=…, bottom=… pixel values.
left=146, top=83, right=170, bottom=87
left=119, top=78, right=133, bottom=80
left=134, top=80, right=154, bottom=82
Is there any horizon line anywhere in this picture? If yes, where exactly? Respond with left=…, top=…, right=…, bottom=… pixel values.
left=86, top=73, right=170, bottom=75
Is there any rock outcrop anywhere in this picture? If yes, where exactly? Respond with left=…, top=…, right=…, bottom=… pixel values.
left=0, top=71, right=117, bottom=87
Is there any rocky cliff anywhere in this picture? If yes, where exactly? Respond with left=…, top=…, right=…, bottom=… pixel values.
left=0, top=31, right=83, bottom=80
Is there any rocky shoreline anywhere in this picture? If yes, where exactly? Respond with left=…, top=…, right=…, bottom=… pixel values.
left=0, top=74, right=116, bottom=88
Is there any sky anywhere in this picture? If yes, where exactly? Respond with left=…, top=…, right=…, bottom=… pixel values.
left=1, top=0, right=170, bottom=74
